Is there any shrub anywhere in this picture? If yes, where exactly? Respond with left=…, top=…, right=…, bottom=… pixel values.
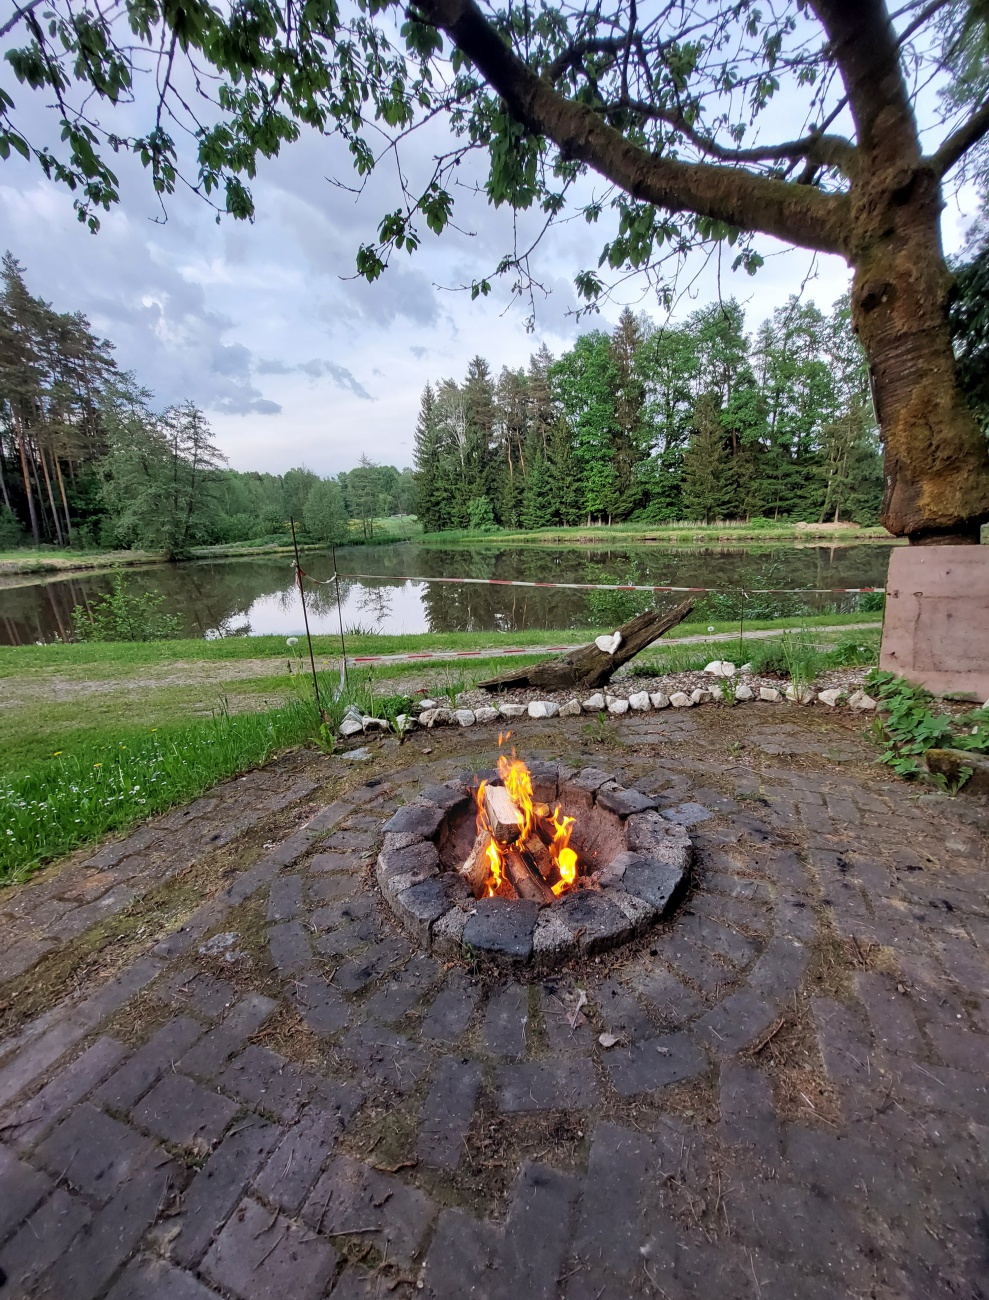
left=71, top=575, right=182, bottom=642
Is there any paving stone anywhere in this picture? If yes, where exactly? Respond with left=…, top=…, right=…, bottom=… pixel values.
left=291, top=972, right=351, bottom=1036
left=94, top=1017, right=205, bottom=1112
left=926, top=1021, right=989, bottom=1073
left=309, top=850, right=364, bottom=874
left=0, top=1186, right=91, bottom=1293
left=662, top=801, right=713, bottom=826
left=419, top=1206, right=501, bottom=1299
left=677, top=913, right=759, bottom=968
left=302, top=1154, right=435, bottom=1267
left=694, top=990, right=778, bottom=1056
left=748, top=937, right=809, bottom=1004
left=689, top=890, right=772, bottom=936
left=782, top=1126, right=913, bottom=1222
left=811, top=998, right=887, bottom=1116
left=34, top=1103, right=160, bottom=1204
left=0, top=936, right=57, bottom=983
left=627, top=966, right=706, bottom=1026
left=417, top=1057, right=483, bottom=1170
left=419, top=973, right=483, bottom=1043
left=0, top=1142, right=52, bottom=1242
left=539, top=984, right=598, bottom=1056
left=171, top=1116, right=282, bottom=1266
left=854, top=971, right=924, bottom=1057
left=32, top=1155, right=179, bottom=1300
left=498, top=1058, right=598, bottom=1112
left=605, top=1032, right=707, bottom=1097
left=219, top=1045, right=316, bottom=1122
left=202, top=1196, right=337, bottom=1300
left=105, top=1256, right=222, bottom=1300
left=305, top=873, right=355, bottom=903
left=178, top=994, right=278, bottom=1080
left=463, top=899, right=540, bottom=962
left=253, top=1105, right=345, bottom=1214
left=132, top=1072, right=238, bottom=1152
left=266, top=875, right=303, bottom=922
left=565, top=1122, right=675, bottom=1288
left=266, top=921, right=312, bottom=975
left=333, top=938, right=408, bottom=994
left=720, top=1063, right=781, bottom=1159
left=161, top=971, right=239, bottom=1019
left=337, top=1023, right=429, bottom=1093
left=499, top=1161, right=581, bottom=1299
left=483, top=984, right=530, bottom=1058
left=310, top=897, right=377, bottom=931
left=704, top=872, right=772, bottom=904
left=364, top=956, right=438, bottom=1024
left=663, top=936, right=736, bottom=995
left=2, top=1035, right=127, bottom=1151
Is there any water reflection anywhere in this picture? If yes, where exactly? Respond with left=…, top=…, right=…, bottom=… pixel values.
left=0, top=541, right=895, bottom=645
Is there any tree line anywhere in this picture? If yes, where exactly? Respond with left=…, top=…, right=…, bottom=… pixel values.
left=412, top=296, right=887, bottom=533
left=0, top=255, right=412, bottom=555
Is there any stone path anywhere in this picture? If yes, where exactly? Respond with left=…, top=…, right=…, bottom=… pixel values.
left=1, top=708, right=988, bottom=1299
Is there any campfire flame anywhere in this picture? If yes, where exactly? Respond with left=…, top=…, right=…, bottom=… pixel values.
left=475, top=750, right=579, bottom=898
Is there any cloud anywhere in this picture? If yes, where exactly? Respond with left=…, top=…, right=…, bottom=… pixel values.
left=257, top=356, right=372, bottom=399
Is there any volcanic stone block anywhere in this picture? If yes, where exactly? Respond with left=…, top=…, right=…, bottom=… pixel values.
left=393, top=876, right=471, bottom=942
left=596, top=785, right=659, bottom=817
left=555, top=890, right=634, bottom=955
left=382, top=803, right=446, bottom=839
left=626, top=811, right=692, bottom=864
left=463, top=899, right=541, bottom=962
left=416, top=783, right=473, bottom=812
left=564, top=768, right=615, bottom=812
left=376, top=841, right=439, bottom=896
left=621, top=857, right=689, bottom=916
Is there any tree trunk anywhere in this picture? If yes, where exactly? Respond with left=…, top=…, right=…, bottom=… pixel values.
left=478, top=598, right=694, bottom=691
left=16, top=429, right=39, bottom=545
left=850, top=170, right=989, bottom=543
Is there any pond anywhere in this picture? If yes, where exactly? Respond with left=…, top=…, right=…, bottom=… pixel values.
left=0, top=540, right=896, bottom=645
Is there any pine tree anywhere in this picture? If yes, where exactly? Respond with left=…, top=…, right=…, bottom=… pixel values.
left=610, top=308, right=649, bottom=516
left=680, top=393, right=736, bottom=524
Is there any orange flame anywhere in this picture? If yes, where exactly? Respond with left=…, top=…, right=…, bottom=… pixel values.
left=473, top=749, right=580, bottom=898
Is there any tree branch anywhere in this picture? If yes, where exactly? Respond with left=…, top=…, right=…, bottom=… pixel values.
left=930, top=98, right=989, bottom=176
left=417, top=0, right=850, bottom=256
left=0, top=0, right=44, bottom=40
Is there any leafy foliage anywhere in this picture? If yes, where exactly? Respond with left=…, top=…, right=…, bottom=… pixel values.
left=70, top=573, right=181, bottom=642
left=866, top=669, right=989, bottom=779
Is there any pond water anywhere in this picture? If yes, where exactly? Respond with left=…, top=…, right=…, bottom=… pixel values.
left=0, top=540, right=896, bottom=645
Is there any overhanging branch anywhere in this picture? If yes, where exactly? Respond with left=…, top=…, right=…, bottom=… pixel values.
left=931, top=99, right=989, bottom=176
left=417, top=0, right=850, bottom=256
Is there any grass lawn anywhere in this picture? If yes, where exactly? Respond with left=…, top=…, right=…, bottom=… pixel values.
left=418, top=521, right=896, bottom=547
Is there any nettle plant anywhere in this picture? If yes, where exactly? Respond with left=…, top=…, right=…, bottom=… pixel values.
left=866, top=669, right=989, bottom=782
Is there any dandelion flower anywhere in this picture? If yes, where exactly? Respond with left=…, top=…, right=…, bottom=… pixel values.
left=287, top=637, right=299, bottom=647
left=53, top=751, right=62, bottom=757
left=707, top=626, right=715, bottom=633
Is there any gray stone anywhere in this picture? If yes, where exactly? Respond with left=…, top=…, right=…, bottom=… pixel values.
left=483, top=984, right=530, bottom=1058
left=662, top=800, right=713, bottom=826
left=463, top=899, right=540, bottom=962
left=621, top=857, right=688, bottom=915
left=555, top=890, right=634, bottom=954
left=475, top=706, right=500, bottom=724
left=581, top=693, right=606, bottom=712
left=848, top=689, right=878, bottom=711
left=499, top=703, right=528, bottom=718
left=602, top=887, right=657, bottom=931
left=694, top=990, right=778, bottom=1056
left=376, top=840, right=439, bottom=894
left=818, top=687, right=844, bottom=707
left=760, top=686, right=783, bottom=702
left=626, top=811, right=692, bottom=863
left=606, top=696, right=629, bottom=715
left=340, top=747, right=373, bottom=763
left=596, top=785, right=658, bottom=817
left=131, top=1072, right=238, bottom=1153
left=532, top=909, right=576, bottom=960
left=498, top=1058, right=598, bottom=1111
left=302, top=1155, right=435, bottom=1267
left=339, top=717, right=364, bottom=738
left=628, top=691, right=651, bottom=711
left=528, top=700, right=560, bottom=719
left=735, top=683, right=754, bottom=700
left=670, top=691, right=693, bottom=707
left=419, top=974, right=482, bottom=1043
left=417, top=1057, right=483, bottom=1170
left=334, top=939, right=407, bottom=994
left=382, top=803, right=445, bottom=838
left=454, top=708, right=476, bottom=727
left=650, top=692, right=671, bottom=709
left=421, top=707, right=453, bottom=728
left=560, top=698, right=582, bottom=716
left=605, top=1032, right=707, bottom=1096
left=432, top=905, right=471, bottom=956
left=394, top=875, right=471, bottom=942
left=202, top=1197, right=337, bottom=1300
left=416, top=783, right=471, bottom=811
left=691, top=688, right=713, bottom=704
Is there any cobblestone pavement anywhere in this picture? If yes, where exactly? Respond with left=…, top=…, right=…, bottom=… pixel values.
left=1, top=708, right=988, bottom=1299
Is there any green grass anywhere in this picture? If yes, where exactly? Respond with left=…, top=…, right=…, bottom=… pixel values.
left=417, top=520, right=895, bottom=547
left=0, top=696, right=322, bottom=884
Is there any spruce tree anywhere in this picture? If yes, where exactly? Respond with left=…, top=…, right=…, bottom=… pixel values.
left=680, top=393, right=736, bottom=524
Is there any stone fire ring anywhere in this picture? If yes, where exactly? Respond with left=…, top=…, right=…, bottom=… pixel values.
left=375, top=764, right=692, bottom=966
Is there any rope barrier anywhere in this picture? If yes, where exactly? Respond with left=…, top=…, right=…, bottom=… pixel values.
left=297, top=567, right=885, bottom=597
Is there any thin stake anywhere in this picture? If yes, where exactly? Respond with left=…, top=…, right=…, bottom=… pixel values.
left=331, top=544, right=348, bottom=688
left=290, top=516, right=323, bottom=715
left=739, top=589, right=746, bottom=661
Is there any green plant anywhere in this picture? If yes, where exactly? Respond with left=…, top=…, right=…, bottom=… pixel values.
left=780, top=631, right=815, bottom=691
left=719, top=674, right=738, bottom=706
left=582, top=713, right=620, bottom=747
left=865, top=670, right=989, bottom=779
left=70, top=575, right=181, bottom=642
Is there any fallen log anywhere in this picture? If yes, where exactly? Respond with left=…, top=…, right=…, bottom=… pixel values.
left=478, top=599, right=695, bottom=692
left=503, top=850, right=556, bottom=905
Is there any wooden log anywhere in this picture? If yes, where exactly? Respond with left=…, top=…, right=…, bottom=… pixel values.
left=483, top=784, right=524, bottom=843
left=521, top=832, right=554, bottom=880
left=504, top=850, right=555, bottom=905
left=460, top=829, right=494, bottom=896
left=477, top=599, right=695, bottom=692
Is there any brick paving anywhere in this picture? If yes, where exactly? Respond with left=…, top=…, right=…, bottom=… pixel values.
left=1, top=707, right=988, bottom=1298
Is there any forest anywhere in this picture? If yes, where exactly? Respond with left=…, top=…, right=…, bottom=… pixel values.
left=412, top=297, right=886, bottom=534
left=0, top=254, right=412, bottom=556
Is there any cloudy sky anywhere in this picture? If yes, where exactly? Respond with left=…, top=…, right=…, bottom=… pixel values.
left=0, top=29, right=979, bottom=478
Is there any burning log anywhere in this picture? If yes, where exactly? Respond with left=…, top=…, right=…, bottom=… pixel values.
left=477, top=599, right=695, bottom=692
left=503, top=850, right=556, bottom=905
left=460, top=829, right=494, bottom=895
left=483, top=784, right=525, bottom=844
left=521, top=832, right=554, bottom=881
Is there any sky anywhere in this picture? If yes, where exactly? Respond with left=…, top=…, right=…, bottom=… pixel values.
left=0, top=16, right=981, bottom=479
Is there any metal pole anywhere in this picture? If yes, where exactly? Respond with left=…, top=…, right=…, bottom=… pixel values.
left=290, top=517, right=323, bottom=714
left=331, top=544, right=348, bottom=687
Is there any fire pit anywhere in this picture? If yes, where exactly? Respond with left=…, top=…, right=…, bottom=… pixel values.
left=375, top=755, right=691, bottom=965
